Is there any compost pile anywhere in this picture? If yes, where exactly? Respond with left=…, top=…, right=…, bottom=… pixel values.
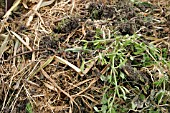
left=0, top=0, right=170, bottom=113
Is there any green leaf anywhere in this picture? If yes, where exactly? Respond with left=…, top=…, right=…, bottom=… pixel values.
left=155, top=90, right=165, bottom=104
left=101, top=105, right=107, bottom=113
left=100, top=75, right=107, bottom=82
left=162, top=48, right=168, bottom=58
left=134, top=43, right=146, bottom=55
left=110, top=108, right=116, bottom=113
left=140, top=94, right=146, bottom=101
left=107, top=75, right=113, bottom=83
left=139, top=2, right=153, bottom=7
left=80, top=58, right=85, bottom=71
left=153, top=76, right=168, bottom=87
left=120, top=72, right=125, bottom=79
left=131, top=101, right=137, bottom=110
left=101, top=94, right=108, bottom=105
left=26, top=103, right=33, bottom=113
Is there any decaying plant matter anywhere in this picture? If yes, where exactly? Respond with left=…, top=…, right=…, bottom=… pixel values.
left=0, top=0, right=170, bottom=113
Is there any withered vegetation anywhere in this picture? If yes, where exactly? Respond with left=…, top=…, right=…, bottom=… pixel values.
left=0, top=0, right=170, bottom=113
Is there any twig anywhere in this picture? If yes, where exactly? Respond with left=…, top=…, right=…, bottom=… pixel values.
left=3, top=0, right=21, bottom=19
left=26, top=0, right=43, bottom=27
left=4, top=49, right=47, bottom=62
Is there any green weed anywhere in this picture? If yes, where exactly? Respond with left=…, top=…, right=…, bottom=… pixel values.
left=80, top=31, right=169, bottom=112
